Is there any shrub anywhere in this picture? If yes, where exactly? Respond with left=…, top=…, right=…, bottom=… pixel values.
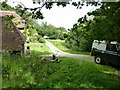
left=64, top=38, right=92, bottom=52
left=29, top=35, right=38, bottom=42
left=38, top=38, right=45, bottom=43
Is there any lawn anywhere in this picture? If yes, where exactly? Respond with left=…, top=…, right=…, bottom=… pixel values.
left=39, top=57, right=120, bottom=88
left=28, top=42, right=53, bottom=55
left=2, top=52, right=120, bottom=88
left=47, top=39, right=90, bottom=55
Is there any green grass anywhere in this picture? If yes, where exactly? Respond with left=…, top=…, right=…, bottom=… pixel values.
left=47, top=39, right=90, bottom=55
left=39, top=57, right=120, bottom=88
left=2, top=52, right=59, bottom=88
left=2, top=53, right=120, bottom=88
left=28, top=42, right=53, bottom=55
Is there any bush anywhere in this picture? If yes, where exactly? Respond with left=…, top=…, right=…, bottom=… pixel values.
left=79, top=38, right=92, bottom=52
left=29, top=35, right=38, bottom=42
left=37, top=35, right=42, bottom=40
left=64, top=38, right=92, bottom=52
left=38, top=38, right=45, bottom=43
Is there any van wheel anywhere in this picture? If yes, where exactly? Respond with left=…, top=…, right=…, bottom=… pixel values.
left=94, top=56, right=103, bottom=64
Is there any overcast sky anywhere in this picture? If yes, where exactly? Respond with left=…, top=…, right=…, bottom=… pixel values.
left=3, top=0, right=100, bottom=29
left=38, top=4, right=98, bottom=29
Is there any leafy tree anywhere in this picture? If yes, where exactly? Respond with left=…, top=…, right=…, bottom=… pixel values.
left=58, top=27, right=67, bottom=32
left=65, top=2, right=120, bottom=52
left=37, top=22, right=65, bottom=39
left=0, top=1, right=15, bottom=11
left=2, top=0, right=106, bottom=19
left=87, top=2, right=120, bottom=42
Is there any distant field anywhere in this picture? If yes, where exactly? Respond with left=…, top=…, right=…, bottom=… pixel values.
left=28, top=42, right=53, bottom=55
left=47, top=39, right=90, bottom=55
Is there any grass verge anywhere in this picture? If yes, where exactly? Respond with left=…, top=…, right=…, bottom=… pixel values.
left=47, top=39, right=90, bottom=55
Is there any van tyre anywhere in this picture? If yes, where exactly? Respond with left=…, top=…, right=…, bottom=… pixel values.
left=94, top=56, right=103, bottom=64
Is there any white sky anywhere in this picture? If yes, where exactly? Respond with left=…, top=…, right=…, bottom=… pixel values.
left=2, top=0, right=100, bottom=29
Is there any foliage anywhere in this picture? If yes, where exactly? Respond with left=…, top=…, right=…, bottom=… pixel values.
left=65, top=24, right=92, bottom=52
left=87, top=2, right=120, bottom=42
left=1, top=0, right=119, bottom=20
left=11, top=0, right=104, bottom=19
left=38, top=38, right=46, bottom=43
left=0, top=1, right=15, bottom=11
left=65, top=2, right=120, bottom=52
left=63, top=32, right=69, bottom=39
left=12, top=19, right=20, bottom=25
left=2, top=15, right=15, bottom=30
left=37, top=22, right=66, bottom=40
left=29, top=35, right=38, bottom=42
left=15, top=7, right=43, bottom=41
left=22, top=29, right=29, bottom=38
left=1, top=0, right=106, bottom=19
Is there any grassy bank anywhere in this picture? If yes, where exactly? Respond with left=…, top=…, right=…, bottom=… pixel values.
left=47, top=39, right=90, bottom=55
left=28, top=42, right=53, bottom=55
left=2, top=53, right=120, bottom=88
left=2, top=52, right=59, bottom=88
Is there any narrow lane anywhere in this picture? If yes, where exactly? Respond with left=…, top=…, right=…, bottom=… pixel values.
left=45, top=40, right=91, bottom=58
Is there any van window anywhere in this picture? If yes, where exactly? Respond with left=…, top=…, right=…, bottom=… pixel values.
left=106, top=44, right=117, bottom=51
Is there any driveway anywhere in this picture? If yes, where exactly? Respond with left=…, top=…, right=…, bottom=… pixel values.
left=45, top=40, right=93, bottom=61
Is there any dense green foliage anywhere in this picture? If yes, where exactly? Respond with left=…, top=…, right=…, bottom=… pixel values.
left=38, top=38, right=46, bottom=43
left=87, top=2, right=120, bottom=42
left=37, top=22, right=66, bottom=39
left=2, top=53, right=120, bottom=88
left=0, top=1, right=14, bottom=11
left=65, top=2, right=120, bottom=52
